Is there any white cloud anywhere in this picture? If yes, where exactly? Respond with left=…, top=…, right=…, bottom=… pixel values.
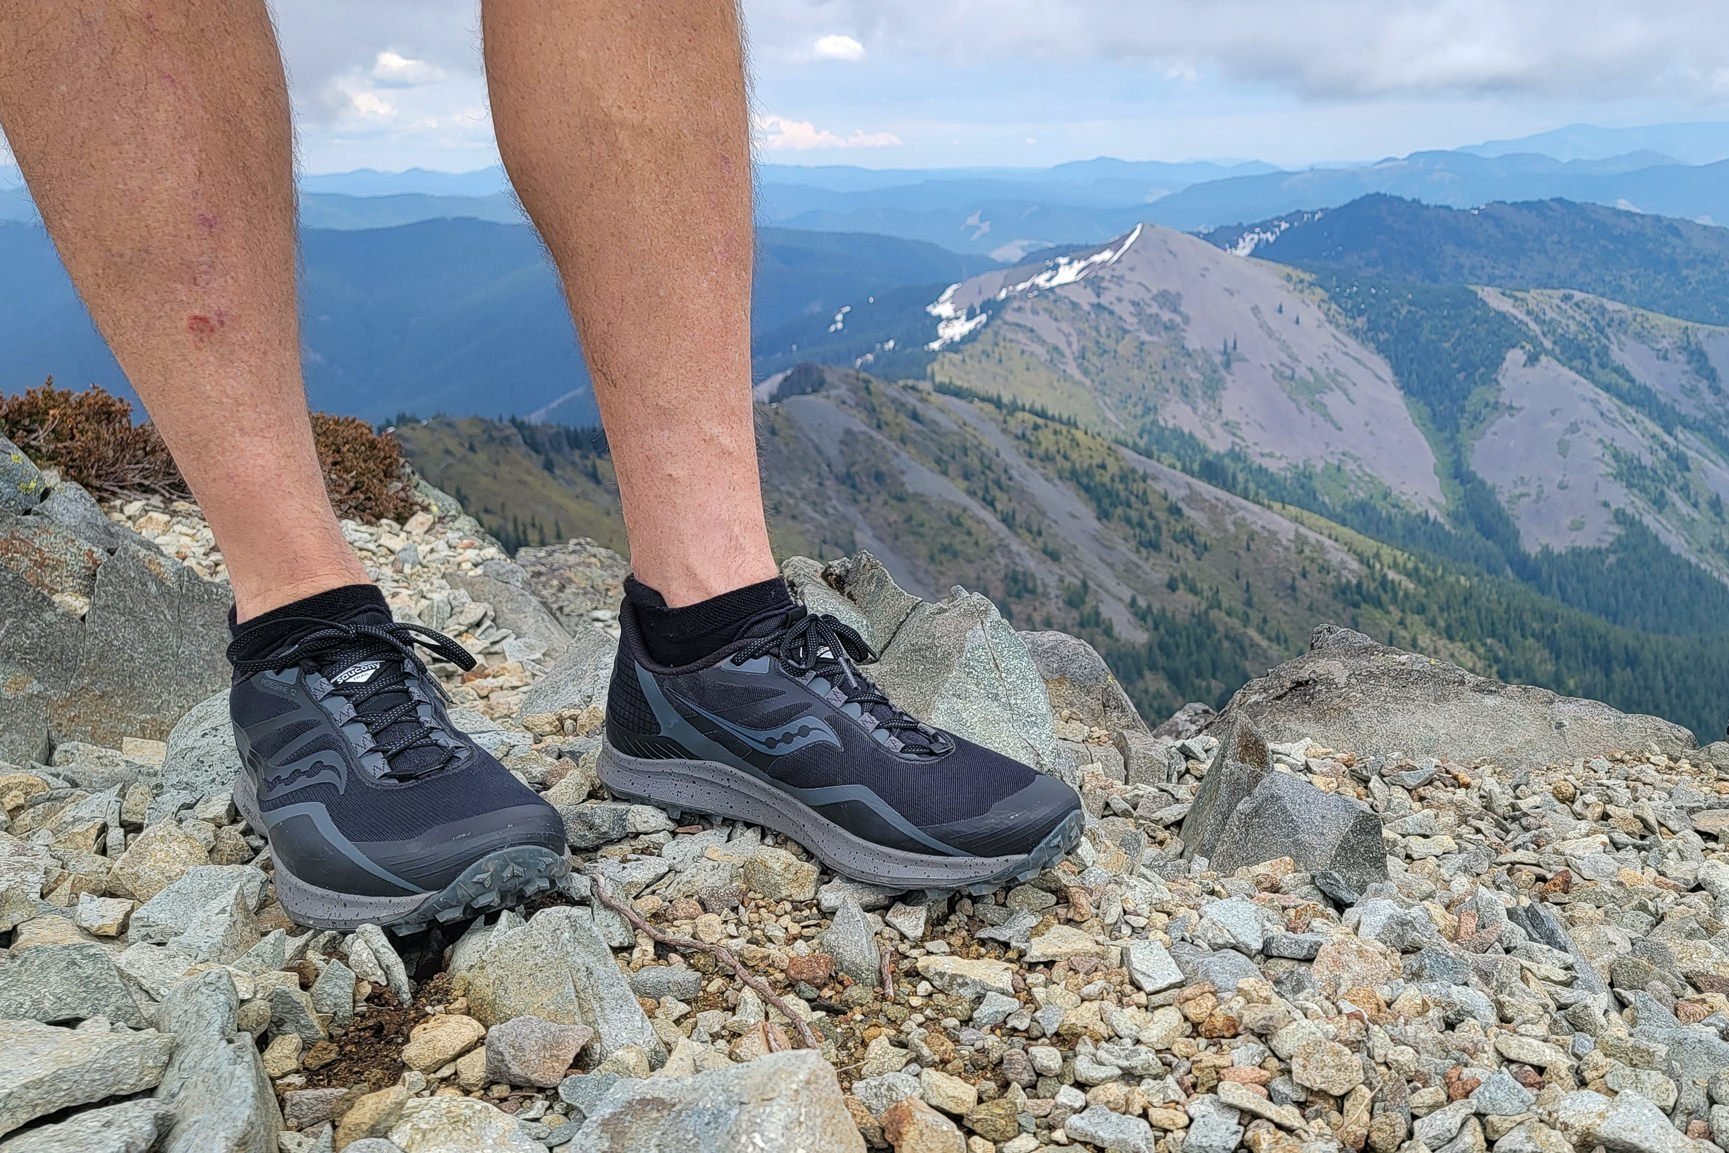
left=812, top=34, right=866, bottom=62
left=370, top=50, right=448, bottom=87
left=755, top=114, right=901, bottom=150
left=749, top=0, right=1729, bottom=102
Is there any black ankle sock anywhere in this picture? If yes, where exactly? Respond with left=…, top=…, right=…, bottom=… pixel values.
left=625, top=574, right=795, bottom=666
left=227, top=583, right=391, bottom=669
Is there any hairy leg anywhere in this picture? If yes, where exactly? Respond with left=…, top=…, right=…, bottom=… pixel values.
left=482, top=0, right=777, bottom=606
left=0, top=0, right=365, bottom=620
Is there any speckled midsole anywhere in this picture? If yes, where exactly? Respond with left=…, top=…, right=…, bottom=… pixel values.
left=597, top=740, right=1082, bottom=892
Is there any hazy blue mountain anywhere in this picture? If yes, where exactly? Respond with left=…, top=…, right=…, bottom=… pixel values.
left=1204, top=194, right=1729, bottom=326
left=299, top=166, right=512, bottom=197
left=299, top=192, right=523, bottom=230
left=0, top=218, right=993, bottom=425
left=1142, top=150, right=1729, bottom=231
left=1465, top=121, right=1729, bottom=165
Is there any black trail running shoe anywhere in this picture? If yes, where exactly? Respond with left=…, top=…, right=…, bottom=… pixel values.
left=598, top=601, right=1084, bottom=892
left=228, top=616, right=568, bottom=932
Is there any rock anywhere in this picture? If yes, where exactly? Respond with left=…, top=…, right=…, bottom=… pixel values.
left=1494, top=1033, right=1568, bottom=1068
left=1154, top=702, right=1218, bottom=740
left=449, top=562, right=572, bottom=663
left=920, top=1068, right=979, bottom=1116
left=0, top=432, right=46, bottom=513
left=1548, top=1089, right=1704, bottom=1153
left=334, top=1087, right=408, bottom=1149
left=572, top=1050, right=865, bottom=1152
left=1183, top=1095, right=1244, bottom=1153
left=1213, top=625, right=1696, bottom=768
left=0, top=1019, right=175, bottom=1139
left=49, top=542, right=231, bottom=747
left=785, top=552, right=1065, bottom=774
left=154, top=969, right=282, bottom=1153
left=517, top=623, right=617, bottom=722
left=1126, top=940, right=1185, bottom=993
left=1180, top=718, right=1387, bottom=890
left=388, top=1097, right=544, bottom=1153
left=455, top=905, right=665, bottom=1065
left=880, top=1097, right=966, bottom=1153
left=32, top=478, right=131, bottom=552
left=743, top=846, right=820, bottom=902
left=0, top=834, right=56, bottom=931
left=484, top=1016, right=592, bottom=1088
left=0, top=939, right=145, bottom=1026
left=1066, top=1105, right=1157, bottom=1153
left=1024, top=924, right=1113, bottom=964
left=914, top=955, right=1017, bottom=999
left=128, top=864, right=267, bottom=945
left=0, top=515, right=94, bottom=763
left=1021, top=630, right=1148, bottom=735
left=113, top=821, right=210, bottom=902
left=822, top=895, right=882, bottom=986
left=400, top=1014, right=485, bottom=1073
left=353, top=923, right=413, bottom=1005
left=1291, top=1039, right=1364, bottom=1096
left=0, top=1100, right=175, bottom=1153
left=159, top=691, right=245, bottom=799
left=628, top=965, right=703, bottom=1001
left=74, top=893, right=134, bottom=936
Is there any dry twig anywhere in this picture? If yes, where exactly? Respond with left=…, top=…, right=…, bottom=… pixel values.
left=588, top=877, right=821, bottom=1050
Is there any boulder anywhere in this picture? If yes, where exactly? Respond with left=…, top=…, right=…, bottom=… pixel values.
left=783, top=551, right=1065, bottom=774
left=0, top=939, right=146, bottom=1027
left=50, top=542, right=231, bottom=746
left=454, top=905, right=664, bottom=1065
left=572, top=1050, right=865, bottom=1152
left=516, top=621, right=618, bottom=725
left=388, top=1096, right=543, bottom=1153
left=0, top=1019, right=175, bottom=1139
left=513, top=538, right=630, bottom=631
left=1213, top=624, right=1695, bottom=768
left=1020, top=630, right=1148, bottom=734
left=0, top=1100, right=174, bottom=1153
left=1180, top=717, right=1387, bottom=891
left=159, top=691, right=243, bottom=799
left=0, top=432, right=46, bottom=513
left=448, top=560, right=572, bottom=665
left=153, top=969, right=282, bottom=1153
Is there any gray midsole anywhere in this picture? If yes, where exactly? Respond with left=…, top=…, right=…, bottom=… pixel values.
left=596, top=741, right=1031, bottom=887
left=232, top=771, right=431, bottom=928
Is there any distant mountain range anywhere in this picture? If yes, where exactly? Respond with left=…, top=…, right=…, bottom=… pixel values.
left=0, top=219, right=994, bottom=425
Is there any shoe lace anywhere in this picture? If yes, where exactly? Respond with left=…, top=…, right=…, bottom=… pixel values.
left=729, top=611, right=951, bottom=756
left=229, top=619, right=478, bottom=780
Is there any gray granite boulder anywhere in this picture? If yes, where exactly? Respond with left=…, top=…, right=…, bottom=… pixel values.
left=1180, top=717, right=1387, bottom=891
left=1213, top=624, right=1695, bottom=767
left=154, top=969, right=282, bottom=1153
left=0, top=939, right=146, bottom=1027
left=573, top=1050, right=864, bottom=1152
left=0, top=432, right=45, bottom=513
left=0, top=1100, right=174, bottom=1153
left=454, top=905, right=665, bottom=1066
left=0, top=1019, right=175, bottom=1138
left=1020, top=629, right=1148, bottom=734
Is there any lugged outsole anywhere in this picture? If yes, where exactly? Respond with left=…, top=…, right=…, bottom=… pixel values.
left=598, top=740, right=1084, bottom=895
left=232, top=776, right=569, bottom=933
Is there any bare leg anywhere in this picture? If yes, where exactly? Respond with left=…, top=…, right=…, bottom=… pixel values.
left=482, top=0, right=778, bottom=606
left=0, top=0, right=366, bottom=620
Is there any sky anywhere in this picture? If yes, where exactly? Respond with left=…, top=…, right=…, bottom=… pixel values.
left=7, top=1, right=1729, bottom=173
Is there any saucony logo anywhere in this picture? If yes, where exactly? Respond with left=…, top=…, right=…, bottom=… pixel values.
left=256, top=749, right=348, bottom=800
left=674, top=691, right=842, bottom=756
